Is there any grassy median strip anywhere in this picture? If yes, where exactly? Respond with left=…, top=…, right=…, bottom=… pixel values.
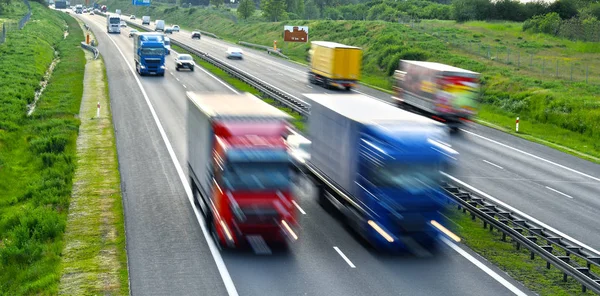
left=445, top=207, right=595, bottom=295
left=57, top=25, right=129, bottom=295
left=172, top=44, right=305, bottom=131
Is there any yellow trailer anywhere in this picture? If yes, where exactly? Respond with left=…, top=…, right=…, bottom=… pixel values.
left=308, top=41, right=362, bottom=91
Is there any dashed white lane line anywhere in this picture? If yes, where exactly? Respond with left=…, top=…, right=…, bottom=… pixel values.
left=175, top=77, right=180, bottom=81
left=170, top=49, right=239, bottom=94
left=545, top=186, right=574, bottom=199
left=461, top=129, right=600, bottom=183
left=441, top=237, right=528, bottom=296
left=183, top=84, right=187, bottom=89
left=333, top=247, right=356, bottom=268
left=105, top=31, right=239, bottom=296
left=483, top=159, right=503, bottom=170
left=292, top=200, right=306, bottom=215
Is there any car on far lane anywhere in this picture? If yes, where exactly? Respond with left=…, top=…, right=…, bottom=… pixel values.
left=226, top=47, right=243, bottom=60
left=120, top=20, right=127, bottom=27
left=128, top=29, right=138, bottom=37
left=89, top=10, right=94, bottom=15
left=175, top=54, right=195, bottom=72
left=191, top=31, right=201, bottom=39
left=171, top=25, right=180, bottom=32
left=130, top=15, right=136, bottom=19
left=164, top=27, right=174, bottom=34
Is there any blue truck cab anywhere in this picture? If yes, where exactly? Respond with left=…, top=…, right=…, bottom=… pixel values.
left=303, top=93, right=458, bottom=253
left=132, top=32, right=166, bottom=76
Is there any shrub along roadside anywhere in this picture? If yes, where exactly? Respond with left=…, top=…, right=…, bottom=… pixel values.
left=0, top=4, right=86, bottom=295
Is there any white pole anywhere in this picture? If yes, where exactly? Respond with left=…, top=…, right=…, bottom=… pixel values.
left=97, top=102, right=100, bottom=118
left=516, top=117, right=519, bottom=132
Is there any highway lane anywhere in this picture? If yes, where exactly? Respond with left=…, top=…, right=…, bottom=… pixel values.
left=80, top=14, right=229, bottom=296
left=123, top=17, right=600, bottom=251
left=82, top=13, right=535, bottom=296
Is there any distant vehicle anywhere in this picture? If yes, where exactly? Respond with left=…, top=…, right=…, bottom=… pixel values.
left=187, top=92, right=299, bottom=250
left=286, top=134, right=311, bottom=174
left=120, top=20, right=127, bottom=27
left=171, top=25, right=180, bottom=32
left=191, top=31, right=201, bottom=39
left=89, top=10, right=94, bottom=15
left=75, top=4, right=82, bottom=14
left=392, top=60, right=480, bottom=132
left=163, top=36, right=171, bottom=55
left=101, top=5, right=107, bottom=13
left=308, top=41, right=362, bottom=91
left=164, top=27, right=174, bottom=34
left=155, top=20, right=165, bottom=31
left=106, top=14, right=121, bottom=34
left=54, top=0, right=67, bottom=9
left=175, top=54, right=195, bottom=71
left=129, top=29, right=138, bottom=38
left=133, top=32, right=166, bottom=76
left=226, top=47, right=243, bottom=59
left=301, top=93, right=458, bottom=252
left=142, top=16, right=150, bottom=25
left=130, top=15, right=136, bottom=19
left=115, top=9, right=121, bottom=15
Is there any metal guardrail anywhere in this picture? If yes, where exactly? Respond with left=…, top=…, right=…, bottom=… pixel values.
left=1, top=0, right=32, bottom=45
left=81, top=41, right=99, bottom=59
left=237, top=41, right=289, bottom=59
left=442, top=182, right=600, bottom=294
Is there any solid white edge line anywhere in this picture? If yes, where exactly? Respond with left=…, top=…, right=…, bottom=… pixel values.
left=545, top=186, right=574, bottom=199
left=170, top=49, right=239, bottom=94
left=292, top=200, right=306, bottom=215
left=482, top=159, right=504, bottom=170
left=333, top=246, right=356, bottom=268
left=461, top=129, right=600, bottom=182
left=105, top=31, right=239, bottom=296
left=441, top=237, right=528, bottom=296
left=442, top=172, right=600, bottom=257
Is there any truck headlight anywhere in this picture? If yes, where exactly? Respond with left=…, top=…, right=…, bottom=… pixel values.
left=160, top=66, right=165, bottom=69
left=140, top=65, right=146, bottom=69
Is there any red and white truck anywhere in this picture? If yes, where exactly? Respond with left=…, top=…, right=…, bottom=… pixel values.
left=187, top=92, right=299, bottom=251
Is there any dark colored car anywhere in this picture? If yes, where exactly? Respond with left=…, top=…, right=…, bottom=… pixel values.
left=191, top=31, right=201, bottom=39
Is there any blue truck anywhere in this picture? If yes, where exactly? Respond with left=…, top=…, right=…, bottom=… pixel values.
left=132, top=32, right=166, bottom=76
left=302, top=93, right=458, bottom=252
left=141, top=32, right=170, bottom=55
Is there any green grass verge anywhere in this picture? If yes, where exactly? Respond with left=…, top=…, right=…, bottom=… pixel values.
left=57, top=23, right=129, bottom=295
left=0, top=4, right=86, bottom=294
left=445, top=207, right=595, bottom=296
left=171, top=44, right=305, bottom=131
left=101, top=0, right=600, bottom=163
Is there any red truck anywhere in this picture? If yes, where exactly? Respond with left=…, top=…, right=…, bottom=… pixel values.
left=100, top=5, right=107, bottom=13
left=187, top=92, right=299, bottom=252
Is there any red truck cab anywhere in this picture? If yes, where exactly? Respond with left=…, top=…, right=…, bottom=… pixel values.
left=187, top=93, right=298, bottom=251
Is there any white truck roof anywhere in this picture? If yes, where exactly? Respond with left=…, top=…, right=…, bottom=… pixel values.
left=187, top=92, right=292, bottom=120
left=303, top=93, right=441, bottom=126
left=402, top=60, right=479, bottom=75
left=311, top=41, right=360, bottom=49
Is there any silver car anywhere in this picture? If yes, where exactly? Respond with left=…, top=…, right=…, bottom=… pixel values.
left=226, top=47, right=243, bottom=60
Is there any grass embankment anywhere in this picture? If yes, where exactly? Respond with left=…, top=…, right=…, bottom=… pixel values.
left=103, top=0, right=600, bottom=162
left=57, top=24, right=129, bottom=295
left=0, top=1, right=29, bottom=26
left=445, top=207, right=595, bottom=295
left=0, top=4, right=125, bottom=294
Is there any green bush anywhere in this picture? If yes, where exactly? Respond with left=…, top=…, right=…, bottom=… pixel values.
left=30, top=135, right=69, bottom=154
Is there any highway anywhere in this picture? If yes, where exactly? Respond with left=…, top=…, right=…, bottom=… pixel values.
left=123, top=17, right=600, bottom=253
left=78, top=13, right=534, bottom=296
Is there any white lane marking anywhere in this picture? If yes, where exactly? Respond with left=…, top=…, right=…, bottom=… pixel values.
left=461, top=129, right=600, bottom=183
left=105, top=31, right=239, bottom=296
left=333, top=247, right=356, bottom=268
left=483, top=159, right=503, bottom=170
left=545, top=186, right=574, bottom=199
left=170, top=72, right=174, bottom=75
left=170, top=49, right=239, bottom=94
left=442, top=172, right=600, bottom=257
left=292, top=200, right=306, bottom=215
left=306, top=85, right=313, bottom=88
left=441, top=237, right=528, bottom=296
left=183, top=84, right=187, bottom=89
left=175, top=77, right=180, bottom=81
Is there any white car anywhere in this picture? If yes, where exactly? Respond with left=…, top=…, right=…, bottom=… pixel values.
left=120, top=20, right=127, bottom=27
left=175, top=54, right=195, bottom=71
left=286, top=134, right=311, bottom=170
left=171, top=25, right=180, bottom=32
left=226, top=47, right=243, bottom=59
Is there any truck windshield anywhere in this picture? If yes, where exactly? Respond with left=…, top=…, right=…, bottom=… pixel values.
left=141, top=48, right=164, bottom=55
left=367, top=163, right=439, bottom=192
left=222, top=162, right=290, bottom=191
left=109, top=18, right=120, bottom=24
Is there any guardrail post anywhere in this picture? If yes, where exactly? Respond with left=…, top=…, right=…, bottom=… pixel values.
left=530, top=251, right=535, bottom=260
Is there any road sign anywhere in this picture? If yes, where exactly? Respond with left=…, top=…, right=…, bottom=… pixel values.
left=283, top=25, right=308, bottom=43
left=132, top=0, right=150, bottom=6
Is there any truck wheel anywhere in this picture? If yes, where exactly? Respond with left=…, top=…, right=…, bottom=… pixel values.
left=175, top=67, right=180, bottom=71
left=190, top=67, right=194, bottom=72
left=322, top=78, right=330, bottom=89
left=345, top=86, right=352, bottom=91
left=449, top=126, right=460, bottom=133
left=308, top=73, right=316, bottom=84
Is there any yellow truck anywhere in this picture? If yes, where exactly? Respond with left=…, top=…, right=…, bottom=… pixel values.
left=308, top=41, right=362, bottom=91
